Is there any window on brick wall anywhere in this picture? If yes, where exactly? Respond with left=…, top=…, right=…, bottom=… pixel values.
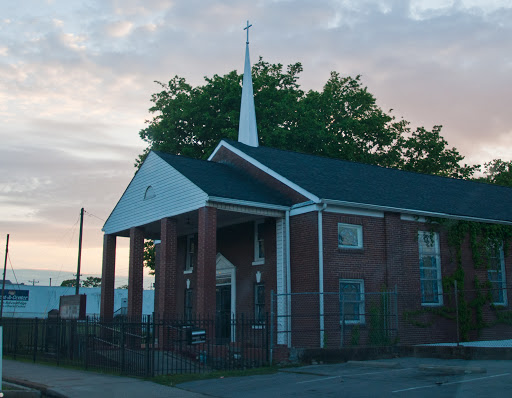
left=338, top=223, right=363, bottom=249
left=418, top=231, right=443, bottom=306
left=487, top=243, right=507, bottom=306
left=253, top=220, right=265, bottom=265
left=254, top=283, right=265, bottom=324
left=339, top=279, right=365, bottom=324
left=184, top=288, right=193, bottom=321
left=185, top=234, right=197, bottom=273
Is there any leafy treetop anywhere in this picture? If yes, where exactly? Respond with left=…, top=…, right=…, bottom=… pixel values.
left=137, top=58, right=478, bottom=179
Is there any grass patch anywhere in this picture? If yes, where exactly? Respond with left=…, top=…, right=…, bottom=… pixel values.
left=151, top=366, right=279, bottom=386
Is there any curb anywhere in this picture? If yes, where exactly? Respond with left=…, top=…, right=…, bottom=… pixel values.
left=418, top=364, right=487, bottom=375
left=346, top=361, right=401, bottom=369
left=3, top=378, right=68, bottom=398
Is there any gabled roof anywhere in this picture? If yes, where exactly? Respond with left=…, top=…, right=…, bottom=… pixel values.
left=218, top=140, right=512, bottom=224
left=153, top=151, right=291, bottom=206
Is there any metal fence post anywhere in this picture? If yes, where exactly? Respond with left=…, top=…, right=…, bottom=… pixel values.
left=145, top=316, right=151, bottom=377
left=339, top=292, right=344, bottom=347
left=120, top=317, right=126, bottom=374
left=33, top=317, right=39, bottom=362
left=85, top=316, right=89, bottom=370
left=394, top=284, right=398, bottom=341
left=454, top=280, right=460, bottom=346
left=270, top=290, right=274, bottom=364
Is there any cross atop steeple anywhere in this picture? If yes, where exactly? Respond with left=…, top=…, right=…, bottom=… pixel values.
left=244, top=20, right=252, bottom=44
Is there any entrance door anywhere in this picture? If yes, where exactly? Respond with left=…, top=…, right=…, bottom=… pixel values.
left=216, top=285, right=231, bottom=344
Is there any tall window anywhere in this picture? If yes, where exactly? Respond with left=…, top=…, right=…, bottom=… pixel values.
left=488, top=244, right=507, bottom=306
left=185, top=234, right=197, bottom=272
left=418, top=231, right=443, bottom=305
left=339, top=279, right=365, bottom=324
left=184, top=288, right=193, bottom=321
left=253, top=220, right=265, bottom=265
left=254, top=283, right=265, bottom=324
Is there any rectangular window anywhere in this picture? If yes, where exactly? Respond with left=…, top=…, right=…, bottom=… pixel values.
left=185, top=234, right=197, bottom=272
left=253, top=220, right=265, bottom=265
left=418, top=231, right=443, bottom=306
left=340, top=279, right=365, bottom=324
left=254, top=283, right=265, bottom=324
left=488, top=244, right=507, bottom=306
left=184, top=288, right=193, bottom=321
left=338, top=223, right=363, bottom=249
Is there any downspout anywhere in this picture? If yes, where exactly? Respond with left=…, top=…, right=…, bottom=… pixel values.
left=318, top=202, right=327, bottom=348
left=285, top=210, right=292, bottom=348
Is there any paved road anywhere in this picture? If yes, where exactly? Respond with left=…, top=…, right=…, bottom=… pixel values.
left=3, top=357, right=512, bottom=398
left=179, top=357, right=512, bottom=398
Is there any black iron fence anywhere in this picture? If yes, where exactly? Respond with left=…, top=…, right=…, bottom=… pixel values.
left=270, top=284, right=512, bottom=355
left=1, top=314, right=269, bottom=377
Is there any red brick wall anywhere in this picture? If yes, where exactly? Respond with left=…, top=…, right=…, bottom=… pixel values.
left=289, top=212, right=320, bottom=347
left=288, top=211, right=512, bottom=347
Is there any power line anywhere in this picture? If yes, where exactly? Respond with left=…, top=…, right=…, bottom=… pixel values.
left=84, top=210, right=105, bottom=223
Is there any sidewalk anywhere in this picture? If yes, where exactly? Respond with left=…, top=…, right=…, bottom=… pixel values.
left=2, top=359, right=207, bottom=398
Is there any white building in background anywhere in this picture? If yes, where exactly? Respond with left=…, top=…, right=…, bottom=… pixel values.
left=1, top=284, right=154, bottom=318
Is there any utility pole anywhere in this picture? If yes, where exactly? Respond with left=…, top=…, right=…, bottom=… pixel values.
left=75, top=207, right=84, bottom=295
left=29, top=279, right=39, bottom=286
left=1, top=234, right=9, bottom=318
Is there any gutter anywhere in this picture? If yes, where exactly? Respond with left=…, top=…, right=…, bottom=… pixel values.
left=321, top=199, right=512, bottom=226
left=207, top=196, right=290, bottom=212
left=285, top=209, right=292, bottom=348
left=318, top=202, right=327, bottom=348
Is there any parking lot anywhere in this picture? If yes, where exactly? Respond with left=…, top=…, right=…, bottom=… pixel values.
left=179, top=357, right=512, bottom=397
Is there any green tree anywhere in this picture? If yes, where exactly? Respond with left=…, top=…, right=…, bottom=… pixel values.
left=144, top=240, right=156, bottom=275
left=482, top=159, right=512, bottom=187
left=82, top=276, right=102, bottom=288
left=138, top=58, right=477, bottom=179
left=60, top=276, right=102, bottom=288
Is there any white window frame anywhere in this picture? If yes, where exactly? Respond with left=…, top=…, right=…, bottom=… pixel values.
left=418, top=231, right=443, bottom=306
left=338, top=223, right=363, bottom=249
left=254, top=283, right=265, bottom=325
left=252, top=220, right=265, bottom=265
left=488, top=244, right=508, bottom=306
left=339, top=279, right=365, bottom=324
left=144, top=185, right=155, bottom=200
left=185, top=234, right=196, bottom=273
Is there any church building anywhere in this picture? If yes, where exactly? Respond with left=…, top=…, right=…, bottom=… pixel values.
left=100, top=25, right=512, bottom=349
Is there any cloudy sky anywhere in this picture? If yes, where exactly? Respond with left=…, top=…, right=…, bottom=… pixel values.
left=1, top=0, right=511, bottom=287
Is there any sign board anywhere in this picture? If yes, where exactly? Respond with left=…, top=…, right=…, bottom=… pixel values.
left=2, top=289, right=29, bottom=308
left=59, top=294, right=86, bottom=320
left=187, top=328, right=206, bottom=345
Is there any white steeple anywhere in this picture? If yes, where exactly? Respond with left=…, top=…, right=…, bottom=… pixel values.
left=238, top=21, right=259, bottom=147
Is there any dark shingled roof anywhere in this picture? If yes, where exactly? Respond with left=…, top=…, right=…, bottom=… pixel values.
left=224, top=140, right=512, bottom=223
left=153, top=151, right=292, bottom=207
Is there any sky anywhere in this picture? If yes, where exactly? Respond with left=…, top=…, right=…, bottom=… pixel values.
left=1, top=0, right=511, bottom=287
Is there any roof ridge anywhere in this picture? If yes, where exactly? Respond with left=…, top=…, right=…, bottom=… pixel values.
left=223, top=139, right=512, bottom=190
